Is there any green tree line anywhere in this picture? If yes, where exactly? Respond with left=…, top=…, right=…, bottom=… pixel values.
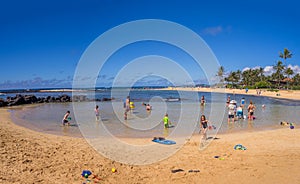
left=216, top=48, right=300, bottom=90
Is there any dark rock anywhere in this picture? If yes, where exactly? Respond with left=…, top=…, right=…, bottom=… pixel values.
left=24, top=95, right=38, bottom=104
left=0, top=98, right=8, bottom=107
left=0, top=94, right=73, bottom=107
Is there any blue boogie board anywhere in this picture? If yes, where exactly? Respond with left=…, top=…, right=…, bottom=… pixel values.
left=152, top=137, right=176, bottom=145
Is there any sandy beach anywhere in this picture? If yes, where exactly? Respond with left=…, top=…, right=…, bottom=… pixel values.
left=159, top=87, right=300, bottom=101
left=1, top=105, right=300, bottom=184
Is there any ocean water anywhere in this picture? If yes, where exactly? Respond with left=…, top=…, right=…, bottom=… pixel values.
left=9, top=89, right=300, bottom=138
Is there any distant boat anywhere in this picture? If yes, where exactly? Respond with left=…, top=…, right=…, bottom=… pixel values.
left=165, top=98, right=180, bottom=102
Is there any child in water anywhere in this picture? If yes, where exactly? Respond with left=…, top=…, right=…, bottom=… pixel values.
left=200, top=115, right=210, bottom=141
left=146, top=104, right=152, bottom=111
left=95, top=105, right=100, bottom=121
left=62, top=111, right=70, bottom=126
left=236, top=105, right=243, bottom=119
left=163, top=114, right=171, bottom=128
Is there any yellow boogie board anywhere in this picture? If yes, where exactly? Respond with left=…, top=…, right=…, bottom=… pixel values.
left=130, top=102, right=135, bottom=109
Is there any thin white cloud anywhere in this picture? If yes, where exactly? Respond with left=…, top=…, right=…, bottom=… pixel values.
left=202, top=26, right=223, bottom=36
left=202, top=25, right=231, bottom=36
left=242, top=67, right=251, bottom=72
left=263, top=66, right=275, bottom=76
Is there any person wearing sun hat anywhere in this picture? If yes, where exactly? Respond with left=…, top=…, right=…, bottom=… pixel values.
left=228, top=100, right=236, bottom=123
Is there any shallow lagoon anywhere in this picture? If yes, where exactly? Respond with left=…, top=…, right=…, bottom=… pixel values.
left=10, top=89, right=300, bottom=138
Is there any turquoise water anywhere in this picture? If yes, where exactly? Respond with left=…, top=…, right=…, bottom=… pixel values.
left=9, top=89, right=300, bottom=138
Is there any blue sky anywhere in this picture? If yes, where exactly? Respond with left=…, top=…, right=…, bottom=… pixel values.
left=1, top=0, right=300, bottom=89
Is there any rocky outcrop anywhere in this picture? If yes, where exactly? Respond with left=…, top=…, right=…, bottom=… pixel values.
left=0, top=94, right=72, bottom=107
left=0, top=94, right=115, bottom=107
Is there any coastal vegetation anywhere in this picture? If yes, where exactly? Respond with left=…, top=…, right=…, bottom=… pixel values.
left=219, top=48, right=300, bottom=90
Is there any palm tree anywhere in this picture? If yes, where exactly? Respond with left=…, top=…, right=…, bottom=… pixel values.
left=258, top=67, right=265, bottom=82
left=217, top=66, right=224, bottom=87
left=236, top=69, right=242, bottom=86
left=285, top=67, right=294, bottom=89
left=225, top=72, right=239, bottom=88
left=242, top=69, right=251, bottom=86
left=279, top=48, right=292, bottom=66
left=273, top=61, right=285, bottom=89
left=293, top=74, right=300, bottom=86
left=251, top=69, right=260, bottom=85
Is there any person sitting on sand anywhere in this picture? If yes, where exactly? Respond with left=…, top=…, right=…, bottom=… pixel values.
left=62, top=110, right=70, bottom=126
left=200, top=115, right=210, bottom=141
left=247, top=100, right=256, bottom=120
left=163, top=114, right=171, bottom=128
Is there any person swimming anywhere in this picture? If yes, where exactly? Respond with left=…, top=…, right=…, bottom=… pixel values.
left=146, top=104, right=151, bottom=111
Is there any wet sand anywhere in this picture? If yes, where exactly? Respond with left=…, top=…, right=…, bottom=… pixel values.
left=1, top=108, right=300, bottom=184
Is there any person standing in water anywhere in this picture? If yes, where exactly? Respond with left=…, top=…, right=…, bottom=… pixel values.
left=163, top=113, right=171, bottom=128
left=241, top=97, right=245, bottom=108
left=200, top=95, right=205, bottom=106
left=226, top=96, right=231, bottom=106
left=247, top=100, right=256, bottom=120
left=62, top=110, right=70, bottom=126
left=125, top=96, right=130, bottom=112
left=236, top=105, right=243, bottom=119
left=228, top=100, right=236, bottom=123
left=95, top=105, right=100, bottom=121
